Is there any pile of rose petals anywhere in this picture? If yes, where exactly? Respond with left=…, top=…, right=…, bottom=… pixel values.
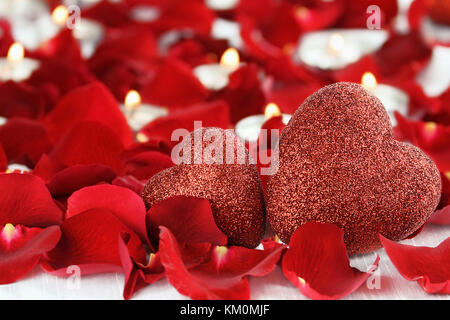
left=0, top=0, right=449, bottom=299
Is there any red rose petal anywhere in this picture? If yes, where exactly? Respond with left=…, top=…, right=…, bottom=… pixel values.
left=140, top=58, right=208, bottom=108
left=408, top=0, right=426, bottom=30
left=118, top=233, right=164, bottom=300
left=67, top=184, right=148, bottom=244
left=44, top=82, right=133, bottom=147
left=47, top=164, right=117, bottom=197
left=125, top=151, right=173, bottom=180
left=159, top=227, right=284, bottom=300
left=0, top=19, right=14, bottom=56
left=217, top=63, right=266, bottom=123
left=0, top=81, right=46, bottom=119
left=375, top=33, right=431, bottom=80
left=33, top=29, right=84, bottom=66
left=139, top=100, right=230, bottom=147
left=25, top=58, right=95, bottom=108
left=88, top=25, right=158, bottom=100
left=41, top=209, right=146, bottom=276
left=50, top=121, right=125, bottom=174
left=281, top=222, right=380, bottom=300
left=146, top=196, right=227, bottom=247
left=394, top=113, right=450, bottom=172
left=0, top=118, right=53, bottom=167
left=149, top=0, right=216, bottom=36
left=0, top=224, right=61, bottom=284
left=112, top=175, right=146, bottom=195
left=428, top=207, right=450, bottom=225
left=380, top=235, right=450, bottom=294
left=82, top=0, right=132, bottom=27
left=0, top=145, right=6, bottom=172
left=0, top=173, right=62, bottom=227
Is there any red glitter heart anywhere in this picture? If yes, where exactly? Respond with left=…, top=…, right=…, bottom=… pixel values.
left=266, top=82, right=441, bottom=254
left=143, top=128, right=265, bottom=248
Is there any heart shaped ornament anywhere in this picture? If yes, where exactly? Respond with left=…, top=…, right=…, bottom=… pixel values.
left=266, top=83, right=441, bottom=254
left=143, top=127, right=265, bottom=248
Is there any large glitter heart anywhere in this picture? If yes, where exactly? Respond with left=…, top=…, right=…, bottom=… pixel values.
left=143, top=128, right=265, bottom=248
left=266, top=83, right=441, bottom=254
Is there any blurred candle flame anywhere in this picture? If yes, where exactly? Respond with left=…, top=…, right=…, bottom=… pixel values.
left=329, top=33, right=344, bottom=55
left=2, top=223, right=16, bottom=242
left=220, top=48, right=240, bottom=69
left=136, top=132, right=149, bottom=143
left=361, top=72, right=378, bottom=91
left=125, top=90, right=142, bottom=110
left=52, top=5, right=69, bottom=26
left=7, top=43, right=24, bottom=63
left=264, top=102, right=281, bottom=119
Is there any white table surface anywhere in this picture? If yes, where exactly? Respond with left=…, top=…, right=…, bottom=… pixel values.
left=0, top=223, right=448, bottom=300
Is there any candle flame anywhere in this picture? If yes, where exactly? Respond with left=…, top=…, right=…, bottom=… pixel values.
left=136, top=132, right=149, bottom=143
left=424, top=121, right=437, bottom=134
left=125, top=90, right=141, bottom=110
left=7, top=43, right=25, bottom=63
left=215, top=245, right=228, bottom=263
left=361, top=72, right=378, bottom=91
left=264, top=102, right=281, bottom=119
left=329, top=33, right=344, bottom=55
left=52, top=5, right=69, bottom=26
left=295, top=6, right=309, bottom=19
left=220, top=48, right=240, bottom=69
left=444, top=171, right=450, bottom=181
left=2, top=223, right=16, bottom=242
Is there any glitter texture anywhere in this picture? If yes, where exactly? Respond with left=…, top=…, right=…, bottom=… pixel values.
left=143, top=128, right=265, bottom=248
left=266, top=82, right=441, bottom=254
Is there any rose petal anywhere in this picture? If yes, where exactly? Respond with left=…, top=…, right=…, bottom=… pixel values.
left=0, top=145, right=6, bottom=172
left=216, top=64, right=266, bottom=123
left=125, top=151, right=173, bottom=180
left=50, top=121, right=125, bottom=174
left=0, top=118, right=53, bottom=167
left=146, top=196, right=227, bottom=248
left=67, top=184, right=148, bottom=244
left=41, top=209, right=145, bottom=276
left=0, top=224, right=61, bottom=284
left=47, top=164, right=117, bottom=197
left=140, top=58, right=208, bottom=108
left=159, top=226, right=284, bottom=300
left=0, top=173, right=62, bottom=227
left=281, top=222, right=380, bottom=300
left=428, top=207, right=450, bottom=225
left=0, top=81, right=46, bottom=119
left=118, top=232, right=164, bottom=300
left=44, top=82, right=133, bottom=147
left=380, top=235, right=450, bottom=294
left=394, top=113, right=450, bottom=172
left=112, top=175, right=145, bottom=195
left=139, top=100, right=230, bottom=147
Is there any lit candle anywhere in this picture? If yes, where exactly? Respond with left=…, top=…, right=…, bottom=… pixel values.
left=193, top=48, right=241, bottom=90
left=51, top=5, right=69, bottom=27
left=0, top=42, right=40, bottom=82
left=206, top=0, right=239, bottom=11
left=294, top=30, right=388, bottom=70
left=420, top=16, right=450, bottom=46
left=235, top=103, right=291, bottom=142
left=361, top=72, right=409, bottom=123
left=121, top=90, right=168, bottom=131
left=51, top=4, right=103, bottom=59
left=72, top=18, right=104, bottom=58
